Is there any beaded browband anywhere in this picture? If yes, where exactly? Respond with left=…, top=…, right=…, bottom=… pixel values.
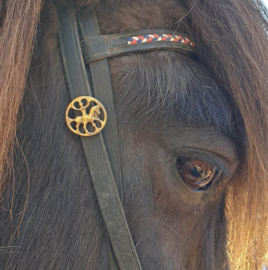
left=82, top=29, right=196, bottom=63
left=127, top=33, right=195, bottom=47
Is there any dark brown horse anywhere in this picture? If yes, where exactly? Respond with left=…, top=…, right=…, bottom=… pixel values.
left=0, top=0, right=268, bottom=269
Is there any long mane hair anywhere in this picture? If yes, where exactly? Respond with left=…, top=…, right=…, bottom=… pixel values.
left=0, top=0, right=268, bottom=269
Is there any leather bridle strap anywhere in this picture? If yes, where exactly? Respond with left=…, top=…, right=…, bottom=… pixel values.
left=77, top=8, right=123, bottom=270
left=81, top=29, right=196, bottom=63
left=57, top=3, right=142, bottom=270
left=58, top=2, right=197, bottom=270
left=77, top=8, right=123, bottom=199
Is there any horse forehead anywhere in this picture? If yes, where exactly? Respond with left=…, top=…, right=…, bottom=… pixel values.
left=110, top=53, right=236, bottom=141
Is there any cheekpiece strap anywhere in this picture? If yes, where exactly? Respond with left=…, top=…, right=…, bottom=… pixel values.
left=57, top=3, right=142, bottom=270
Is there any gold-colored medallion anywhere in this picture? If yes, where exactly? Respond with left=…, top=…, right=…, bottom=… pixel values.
left=66, top=96, right=107, bottom=136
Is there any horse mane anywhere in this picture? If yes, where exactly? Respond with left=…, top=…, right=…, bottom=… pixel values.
left=0, top=0, right=268, bottom=269
left=0, top=0, right=43, bottom=196
left=187, top=1, right=268, bottom=268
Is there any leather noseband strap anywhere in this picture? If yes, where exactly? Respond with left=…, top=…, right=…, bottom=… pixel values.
left=57, top=2, right=196, bottom=270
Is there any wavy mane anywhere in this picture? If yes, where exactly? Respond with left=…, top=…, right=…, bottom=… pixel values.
left=0, top=0, right=43, bottom=198
left=186, top=1, right=268, bottom=268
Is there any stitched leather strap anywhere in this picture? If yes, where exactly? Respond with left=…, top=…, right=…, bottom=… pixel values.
left=57, top=3, right=142, bottom=270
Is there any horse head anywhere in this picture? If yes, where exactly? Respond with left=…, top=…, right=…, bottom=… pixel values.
left=0, top=0, right=267, bottom=269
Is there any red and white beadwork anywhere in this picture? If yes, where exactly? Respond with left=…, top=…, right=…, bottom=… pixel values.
left=127, top=34, right=195, bottom=47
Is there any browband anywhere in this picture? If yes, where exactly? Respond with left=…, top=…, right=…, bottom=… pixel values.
left=82, top=29, right=196, bottom=63
left=78, top=6, right=196, bottom=63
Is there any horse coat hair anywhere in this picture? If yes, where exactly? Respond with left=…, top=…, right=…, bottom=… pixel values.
left=0, top=0, right=268, bottom=269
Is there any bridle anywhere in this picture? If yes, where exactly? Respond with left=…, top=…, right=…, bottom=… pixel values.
left=57, top=2, right=196, bottom=269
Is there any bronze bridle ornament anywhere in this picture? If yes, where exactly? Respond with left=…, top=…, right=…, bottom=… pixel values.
left=66, top=96, right=107, bottom=136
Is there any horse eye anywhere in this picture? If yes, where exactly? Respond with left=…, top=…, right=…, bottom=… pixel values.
left=176, top=158, right=218, bottom=190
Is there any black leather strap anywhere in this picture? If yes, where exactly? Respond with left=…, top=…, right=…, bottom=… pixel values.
left=57, top=3, right=142, bottom=270
left=81, top=29, right=196, bottom=63
left=77, top=8, right=123, bottom=270
left=77, top=8, right=123, bottom=200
